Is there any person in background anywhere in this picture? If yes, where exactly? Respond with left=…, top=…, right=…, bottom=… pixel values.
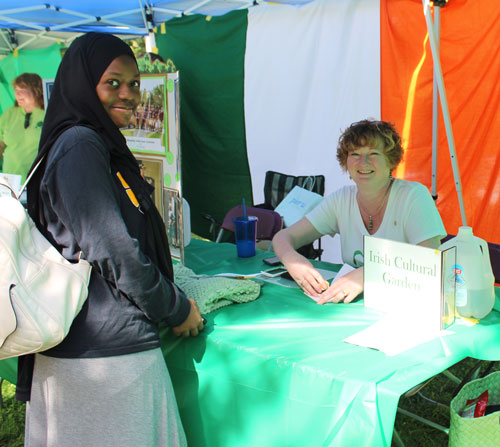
left=273, top=119, right=446, bottom=304
left=20, top=32, right=204, bottom=446
left=0, top=73, right=44, bottom=182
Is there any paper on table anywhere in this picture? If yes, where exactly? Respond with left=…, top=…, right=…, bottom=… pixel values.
left=306, top=263, right=355, bottom=302
left=344, top=312, right=453, bottom=356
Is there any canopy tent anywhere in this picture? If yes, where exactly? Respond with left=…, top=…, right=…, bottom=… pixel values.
left=0, top=0, right=499, bottom=263
left=0, top=0, right=314, bottom=53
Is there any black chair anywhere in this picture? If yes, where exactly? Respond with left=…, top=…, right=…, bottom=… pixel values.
left=256, top=170, right=326, bottom=260
left=488, top=241, right=500, bottom=284
left=260, top=170, right=326, bottom=210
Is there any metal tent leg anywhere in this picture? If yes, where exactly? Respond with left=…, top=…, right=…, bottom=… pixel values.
left=423, top=0, right=468, bottom=226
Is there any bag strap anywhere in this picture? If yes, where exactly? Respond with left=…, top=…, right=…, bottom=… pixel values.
left=0, top=176, right=17, bottom=199
left=302, top=176, right=316, bottom=191
left=0, top=156, right=45, bottom=200
left=18, top=156, right=45, bottom=198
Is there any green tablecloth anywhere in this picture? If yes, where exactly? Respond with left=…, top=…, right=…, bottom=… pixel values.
left=2, top=239, right=500, bottom=446
left=162, top=239, right=500, bottom=447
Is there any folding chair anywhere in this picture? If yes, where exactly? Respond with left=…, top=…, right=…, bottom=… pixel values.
left=488, top=241, right=500, bottom=284
left=256, top=170, right=326, bottom=259
left=215, top=205, right=283, bottom=244
left=260, top=170, right=326, bottom=210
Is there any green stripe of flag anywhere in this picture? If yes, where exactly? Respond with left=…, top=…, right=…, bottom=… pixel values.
left=156, top=10, right=252, bottom=240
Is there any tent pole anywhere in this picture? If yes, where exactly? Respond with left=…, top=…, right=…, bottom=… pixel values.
left=0, top=30, right=14, bottom=52
left=422, top=0, right=467, bottom=226
left=431, top=7, right=440, bottom=201
left=140, top=2, right=157, bottom=53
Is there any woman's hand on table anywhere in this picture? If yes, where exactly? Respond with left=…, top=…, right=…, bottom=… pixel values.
left=273, top=218, right=329, bottom=297
left=172, top=298, right=205, bottom=337
left=316, top=267, right=364, bottom=304
left=285, top=258, right=330, bottom=297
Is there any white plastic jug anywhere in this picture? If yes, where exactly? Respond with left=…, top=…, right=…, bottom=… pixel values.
left=440, top=226, right=495, bottom=319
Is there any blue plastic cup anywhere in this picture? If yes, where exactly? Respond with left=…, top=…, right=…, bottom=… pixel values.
left=232, top=216, right=259, bottom=257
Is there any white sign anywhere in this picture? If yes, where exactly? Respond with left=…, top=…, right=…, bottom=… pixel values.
left=363, top=236, right=456, bottom=332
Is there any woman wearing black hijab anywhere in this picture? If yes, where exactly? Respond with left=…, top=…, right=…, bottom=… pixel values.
left=21, top=33, right=203, bottom=446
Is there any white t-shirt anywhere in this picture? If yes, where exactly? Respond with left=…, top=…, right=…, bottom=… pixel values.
left=306, top=179, right=446, bottom=268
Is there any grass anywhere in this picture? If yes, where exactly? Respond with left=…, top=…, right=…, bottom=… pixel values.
left=0, top=380, right=25, bottom=447
left=1, top=358, right=499, bottom=447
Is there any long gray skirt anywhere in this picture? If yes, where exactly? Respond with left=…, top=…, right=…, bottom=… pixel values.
left=25, top=348, right=187, bottom=447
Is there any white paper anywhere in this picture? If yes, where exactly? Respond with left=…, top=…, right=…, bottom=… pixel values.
left=344, top=312, right=453, bottom=356
left=331, top=263, right=355, bottom=281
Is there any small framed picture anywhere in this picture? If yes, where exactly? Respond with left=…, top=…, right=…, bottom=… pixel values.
left=123, top=74, right=167, bottom=154
left=164, top=188, right=185, bottom=260
left=42, top=79, right=54, bottom=108
left=134, top=155, right=163, bottom=215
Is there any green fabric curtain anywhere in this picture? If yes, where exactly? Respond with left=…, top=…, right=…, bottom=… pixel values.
left=0, top=44, right=63, bottom=114
left=155, top=11, right=252, bottom=240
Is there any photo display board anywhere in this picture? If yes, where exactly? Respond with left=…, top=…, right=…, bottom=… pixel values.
left=121, top=70, right=185, bottom=262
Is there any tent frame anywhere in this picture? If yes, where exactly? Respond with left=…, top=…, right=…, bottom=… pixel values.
left=0, top=0, right=257, bottom=54
left=423, top=0, right=467, bottom=225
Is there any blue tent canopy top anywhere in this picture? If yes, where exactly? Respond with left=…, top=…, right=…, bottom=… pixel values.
left=0, top=0, right=314, bottom=53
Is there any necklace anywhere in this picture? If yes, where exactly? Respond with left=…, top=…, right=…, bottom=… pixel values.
left=357, top=178, right=394, bottom=232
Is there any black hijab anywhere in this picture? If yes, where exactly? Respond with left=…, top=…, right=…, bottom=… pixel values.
left=27, top=32, right=174, bottom=281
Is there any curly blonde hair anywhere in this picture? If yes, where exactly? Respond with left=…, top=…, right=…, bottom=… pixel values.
left=336, top=119, right=403, bottom=172
left=13, top=72, right=44, bottom=109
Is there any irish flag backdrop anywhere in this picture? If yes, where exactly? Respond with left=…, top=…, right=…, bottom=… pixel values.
left=156, top=0, right=500, bottom=262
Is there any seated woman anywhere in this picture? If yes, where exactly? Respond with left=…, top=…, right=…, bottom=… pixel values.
left=272, top=119, right=446, bottom=304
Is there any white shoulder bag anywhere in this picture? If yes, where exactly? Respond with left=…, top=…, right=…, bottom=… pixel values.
left=0, top=163, right=92, bottom=360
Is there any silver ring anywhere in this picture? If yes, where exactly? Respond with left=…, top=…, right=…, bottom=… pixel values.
left=298, top=279, right=304, bottom=286
left=342, top=290, right=347, bottom=298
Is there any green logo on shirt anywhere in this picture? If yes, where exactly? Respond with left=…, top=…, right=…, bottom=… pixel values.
left=353, top=250, right=364, bottom=267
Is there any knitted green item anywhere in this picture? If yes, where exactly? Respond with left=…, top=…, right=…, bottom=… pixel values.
left=173, top=264, right=261, bottom=314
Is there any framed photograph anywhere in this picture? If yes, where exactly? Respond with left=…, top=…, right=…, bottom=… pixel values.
left=42, top=79, right=54, bottom=108
left=134, top=155, right=163, bottom=216
left=122, top=74, right=167, bottom=154
left=163, top=187, right=185, bottom=261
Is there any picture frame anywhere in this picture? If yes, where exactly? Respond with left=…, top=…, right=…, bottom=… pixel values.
left=42, top=79, right=54, bottom=109
left=164, top=188, right=183, bottom=254
left=122, top=74, right=168, bottom=154
left=133, top=155, right=164, bottom=217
